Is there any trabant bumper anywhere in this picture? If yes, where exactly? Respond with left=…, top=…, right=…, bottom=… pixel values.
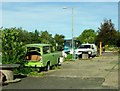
left=25, top=61, right=44, bottom=67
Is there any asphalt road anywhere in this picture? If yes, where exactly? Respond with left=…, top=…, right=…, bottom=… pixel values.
left=2, top=52, right=119, bottom=90
left=2, top=76, right=107, bottom=89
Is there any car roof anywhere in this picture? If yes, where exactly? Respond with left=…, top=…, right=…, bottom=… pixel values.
left=25, top=44, right=52, bottom=47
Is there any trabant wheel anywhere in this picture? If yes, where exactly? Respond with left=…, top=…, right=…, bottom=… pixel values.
left=46, top=63, right=50, bottom=71
left=58, top=58, right=61, bottom=66
left=38, top=68, right=41, bottom=72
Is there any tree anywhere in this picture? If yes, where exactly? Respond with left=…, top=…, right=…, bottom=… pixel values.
left=96, top=19, right=117, bottom=46
left=54, top=34, right=65, bottom=51
left=39, top=31, right=55, bottom=45
left=17, top=27, right=32, bottom=44
left=30, top=29, right=41, bottom=43
left=77, top=29, right=96, bottom=44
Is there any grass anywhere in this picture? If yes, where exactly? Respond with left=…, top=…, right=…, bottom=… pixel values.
left=65, top=54, right=72, bottom=61
left=27, top=72, right=44, bottom=77
left=105, top=46, right=119, bottom=52
left=27, top=66, right=61, bottom=77
left=64, top=54, right=77, bottom=61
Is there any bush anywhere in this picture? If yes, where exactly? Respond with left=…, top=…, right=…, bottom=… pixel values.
left=105, top=45, right=118, bottom=51
left=65, top=54, right=72, bottom=61
left=2, top=28, right=28, bottom=74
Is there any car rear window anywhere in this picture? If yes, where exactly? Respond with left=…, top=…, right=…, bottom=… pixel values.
left=27, top=47, right=40, bottom=52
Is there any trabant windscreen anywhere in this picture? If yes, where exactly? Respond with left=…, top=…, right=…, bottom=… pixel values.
left=27, top=47, right=40, bottom=52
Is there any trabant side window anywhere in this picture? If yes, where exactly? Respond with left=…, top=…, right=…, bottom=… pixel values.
left=43, top=46, right=50, bottom=54
left=50, top=46, right=54, bottom=53
left=27, top=47, right=40, bottom=52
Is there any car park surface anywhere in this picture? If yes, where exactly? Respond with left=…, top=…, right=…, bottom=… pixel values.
left=2, top=52, right=118, bottom=90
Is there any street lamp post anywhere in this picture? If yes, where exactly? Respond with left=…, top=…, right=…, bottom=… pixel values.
left=63, top=7, right=74, bottom=59
left=72, top=7, right=74, bottom=59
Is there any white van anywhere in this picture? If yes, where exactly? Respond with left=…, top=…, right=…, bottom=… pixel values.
left=75, top=43, right=97, bottom=58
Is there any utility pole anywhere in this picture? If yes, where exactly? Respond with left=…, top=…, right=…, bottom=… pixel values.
left=72, top=7, right=74, bottom=59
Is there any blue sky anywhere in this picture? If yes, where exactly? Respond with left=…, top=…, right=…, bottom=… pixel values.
left=2, top=2, right=118, bottom=39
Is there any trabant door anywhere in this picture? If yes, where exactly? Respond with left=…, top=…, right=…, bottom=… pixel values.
left=42, top=46, right=54, bottom=66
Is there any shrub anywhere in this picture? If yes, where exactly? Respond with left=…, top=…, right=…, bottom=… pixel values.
left=2, top=28, right=28, bottom=74
left=65, top=54, right=72, bottom=61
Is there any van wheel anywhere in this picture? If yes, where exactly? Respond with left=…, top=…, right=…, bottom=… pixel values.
left=88, top=54, right=91, bottom=58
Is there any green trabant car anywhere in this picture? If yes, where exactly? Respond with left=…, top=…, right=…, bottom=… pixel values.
left=25, top=44, right=62, bottom=71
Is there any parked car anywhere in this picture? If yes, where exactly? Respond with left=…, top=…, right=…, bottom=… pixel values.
left=75, top=43, right=97, bottom=58
left=25, top=44, right=62, bottom=71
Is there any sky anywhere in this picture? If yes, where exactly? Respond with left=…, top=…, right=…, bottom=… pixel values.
left=1, top=2, right=118, bottom=39
left=1, top=0, right=120, bottom=2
